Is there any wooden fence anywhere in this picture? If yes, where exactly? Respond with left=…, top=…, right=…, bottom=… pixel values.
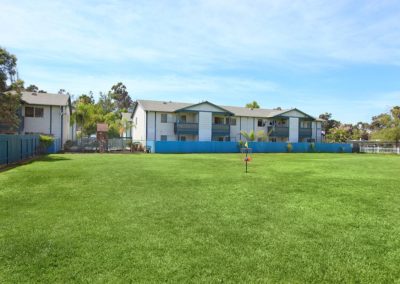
left=0, top=134, right=40, bottom=165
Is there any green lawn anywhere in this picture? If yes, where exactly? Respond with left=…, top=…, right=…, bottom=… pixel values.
left=1, top=153, right=400, bottom=282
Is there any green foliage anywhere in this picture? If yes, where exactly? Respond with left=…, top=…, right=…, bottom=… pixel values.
left=98, top=91, right=115, bottom=113
left=326, top=126, right=351, bottom=142
left=286, top=143, right=293, bottom=152
left=319, top=112, right=341, bottom=134
left=0, top=47, right=17, bottom=92
left=309, top=142, right=315, bottom=152
left=370, top=106, right=400, bottom=144
left=64, top=140, right=74, bottom=151
left=0, top=91, right=22, bottom=132
left=245, top=101, right=260, bottom=109
left=26, top=84, right=39, bottom=92
left=110, top=82, right=133, bottom=111
left=39, top=135, right=54, bottom=149
left=237, top=140, right=245, bottom=148
left=240, top=130, right=256, bottom=141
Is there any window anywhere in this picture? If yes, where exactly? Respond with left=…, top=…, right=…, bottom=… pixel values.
left=301, top=121, right=311, bottom=128
left=180, top=136, right=186, bottom=141
left=35, top=107, right=44, bottom=117
left=25, top=107, right=34, bottom=117
left=25, top=106, right=43, bottom=118
left=214, top=117, right=223, bottom=124
left=230, top=118, right=236, bottom=126
left=179, top=115, right=186, bottom=123
left=161, top=135, right=167, bottom=141
left=257, top=119, right=266, bottom=127
left=161, top=113, right=167, bottom=123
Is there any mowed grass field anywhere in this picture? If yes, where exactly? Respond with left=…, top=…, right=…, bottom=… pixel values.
left=1, top=153, right=400, bottom=283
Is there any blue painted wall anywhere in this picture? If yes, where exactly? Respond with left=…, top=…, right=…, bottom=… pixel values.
left=154, top=141, right=352, bottom=154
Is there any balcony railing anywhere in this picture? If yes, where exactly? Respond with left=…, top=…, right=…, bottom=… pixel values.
left=212, top=124, right=230, bottom=135
left=299, top=127, right=312, bottom=139
left=267, top=126, right=289, bottom=137
left=174, top=122, right=199, bottom=135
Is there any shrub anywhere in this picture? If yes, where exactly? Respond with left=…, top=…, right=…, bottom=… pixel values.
left=238, top=140, right=245, bottom=149
left=309, top=142, right=315, bottom=152
left=39, top=135, right=54, bottom=154
left=64, top=140, right=74, bottom=151
left=286, top=143, right=293, bottom=153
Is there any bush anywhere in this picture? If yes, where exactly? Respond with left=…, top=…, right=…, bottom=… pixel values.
left=39, top=135, right=54, bottom=154
left=286, top=143, right=293, bottom=153
left=238, top=140, right=245, bottom=149
left=64, top=140, right=74, bottom=151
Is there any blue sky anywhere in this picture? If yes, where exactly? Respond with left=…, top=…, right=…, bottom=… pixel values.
left=1, top=0, right=400, bottom=123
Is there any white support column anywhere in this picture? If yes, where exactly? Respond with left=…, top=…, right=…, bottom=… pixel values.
left=289, top=117, right=299, bottom=143
left=198, top=112, right=212, bottom=141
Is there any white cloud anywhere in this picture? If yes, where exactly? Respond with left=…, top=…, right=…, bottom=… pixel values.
left=2, top=0, right=400, bottom=123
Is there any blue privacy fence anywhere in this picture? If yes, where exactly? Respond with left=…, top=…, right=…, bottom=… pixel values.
left=47, top=138, right=61, bottom=153
left=0, top=134, right=40, bottom=165
left=154, top=141, right=352, bottom=154
left=0, top=135, right=62, bottom=165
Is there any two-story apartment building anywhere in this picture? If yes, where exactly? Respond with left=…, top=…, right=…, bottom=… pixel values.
left=131, top=100, right=323, bottom=144
left=0, top=91, right=75, bottom=145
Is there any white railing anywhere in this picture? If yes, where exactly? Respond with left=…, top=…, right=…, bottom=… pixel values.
left=360, top=146, right=400, bottom=154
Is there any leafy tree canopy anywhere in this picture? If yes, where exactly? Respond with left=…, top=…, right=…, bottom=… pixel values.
left=245, top=101, right=260, bottom=109
left=110, top=82, right=133, bottom=111
left=0, top=47, right=17, bottom=92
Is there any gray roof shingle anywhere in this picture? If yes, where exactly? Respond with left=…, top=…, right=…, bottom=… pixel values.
left=8, top=91, right=71, bottom=106
left=137, top=99, right=295, bottom=118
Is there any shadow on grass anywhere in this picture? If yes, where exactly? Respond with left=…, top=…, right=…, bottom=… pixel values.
left=0, top=154, right=71, bottom=173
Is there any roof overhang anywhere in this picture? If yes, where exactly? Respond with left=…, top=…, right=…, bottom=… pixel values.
left=174, top=101, right=234, bottom=115
left=269, top=108, right=316, bottom=120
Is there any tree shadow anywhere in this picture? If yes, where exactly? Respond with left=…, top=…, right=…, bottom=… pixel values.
left=0, top=155, right=71, bottom=173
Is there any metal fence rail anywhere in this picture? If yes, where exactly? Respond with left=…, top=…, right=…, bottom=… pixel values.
left=67, top=137, right=132, bottom=152
left=360, top=146, right=400, bottom=154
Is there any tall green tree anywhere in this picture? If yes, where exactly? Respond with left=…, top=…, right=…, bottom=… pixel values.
left=0, top=92, right=21, bottom=132
left=109, top=82, right=132, bottom=111
left=98, top=92, right=115, bottom=113
left=319, top=112, right=341, bottom=134
left=371, top=106, right=400, bottom=145
left=245, top=101, right=260, bottom=109
left=0, top=47, right=17, bottom=92
left=26, top=84, right=39, bottom=92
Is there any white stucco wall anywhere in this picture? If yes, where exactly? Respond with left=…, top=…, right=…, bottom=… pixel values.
left=198, top=112, right=212, bottom=141
left=22, top=104, right=73, bottom=145
left=156, top=112, right=177, bottom=141
left=132, top=104, right=146, bottom=141
left=289, top=117, right=299, bottom=143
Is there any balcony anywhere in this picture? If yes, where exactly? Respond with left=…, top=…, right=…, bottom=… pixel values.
left=299, top=127, right=312, bottom=139
left=174, top=122, right=199, bottom=135
left=212, top=124, right=230, bottom=136
left=267, top=126, right=289, bottom=138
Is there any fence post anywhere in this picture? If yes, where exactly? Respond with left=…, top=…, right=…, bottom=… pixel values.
left=6, top=140, right=9, bottom=165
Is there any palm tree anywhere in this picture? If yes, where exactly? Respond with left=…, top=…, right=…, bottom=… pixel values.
left=240, top=127, right=275, bottom=142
